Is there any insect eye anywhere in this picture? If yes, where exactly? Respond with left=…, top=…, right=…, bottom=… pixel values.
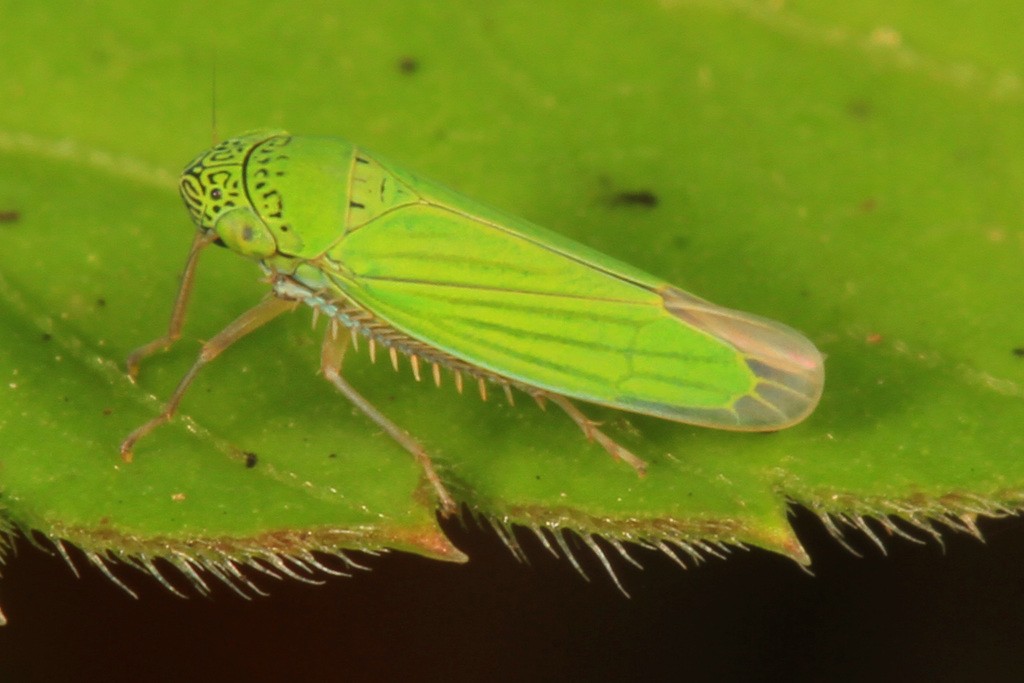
left=211, top=188, right=223, bottom=200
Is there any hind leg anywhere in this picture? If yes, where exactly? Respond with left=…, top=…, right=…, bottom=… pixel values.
left=321, top=331, right=457, bottom=516
left=544, top=393, right=648, bottom=476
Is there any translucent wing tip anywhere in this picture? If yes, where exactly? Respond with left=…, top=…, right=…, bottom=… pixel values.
left=662, top=287, right=825, bottom=430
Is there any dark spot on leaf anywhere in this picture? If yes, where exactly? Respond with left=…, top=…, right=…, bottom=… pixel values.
left=328, top=452, right=338, bottom=459
left=847, top=98, right=872, bottom=119
left=598, top=176, right=660, bottom=209
left=96, top=298, right=106, bottom=308
left=244, top=451, right=258, bottom=468
left=398, top=56, right=419, bottom=74
left=0, top=210, right=19, bottom=223
left=611, top=190, right=659, bottom=208
left=1013, top=347, right=1024, bottom=358
left=41, top=333, right=52, bottom=342
left=102, top=408, right=112, bottom=416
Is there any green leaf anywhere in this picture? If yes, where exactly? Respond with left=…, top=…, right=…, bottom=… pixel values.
left=1, top=0, right=1022, bottom=602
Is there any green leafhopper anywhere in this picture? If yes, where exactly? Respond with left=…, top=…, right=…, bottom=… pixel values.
left=122, top=131, right=824, bottom=515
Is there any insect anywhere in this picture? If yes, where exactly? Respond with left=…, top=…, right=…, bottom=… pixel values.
left=122, top=131, right=825, bottom=515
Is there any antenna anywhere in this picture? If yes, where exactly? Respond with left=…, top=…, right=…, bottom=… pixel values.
left=211, top=58, right=219, bottom=145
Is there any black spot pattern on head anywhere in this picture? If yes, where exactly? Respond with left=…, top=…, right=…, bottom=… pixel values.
left=179, top=136, right=258, bottom=228
left=247, top=136, right=291, bottom=221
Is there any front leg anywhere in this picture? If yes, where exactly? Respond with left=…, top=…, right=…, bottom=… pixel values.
left=121, top=297, right=298, bottom=461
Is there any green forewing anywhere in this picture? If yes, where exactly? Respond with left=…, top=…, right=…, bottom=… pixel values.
left=268, top=140, right=827, bottom=430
